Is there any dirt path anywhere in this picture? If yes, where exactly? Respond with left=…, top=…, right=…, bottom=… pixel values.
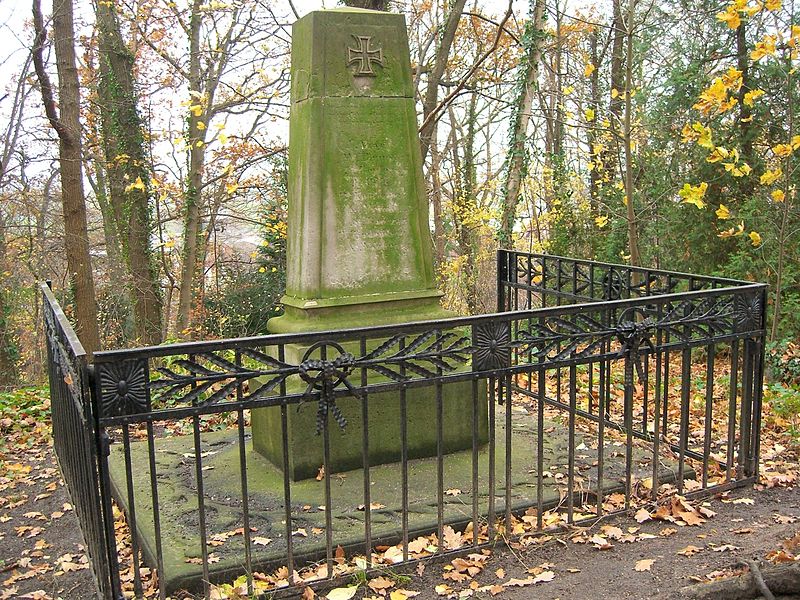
left=415, top=486, right=798, bottom=600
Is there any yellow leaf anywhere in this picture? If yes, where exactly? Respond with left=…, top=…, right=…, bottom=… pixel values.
left=196, top=121, right=206, bottom=130
left=226, top=182, right=239, bottom=195
left=195, top=140, right=204, bottom=148
left=772, top=143, right=793, bottom=158
left=760, top=168, right=782, bottom=185
left=716, top=7, right=740, bottom=30
left=679, top=182, right=708, bottom=208
left=765, top=0, right=781, bottom=11
left=124, top=176, right=146, bottom=194
left=716, top=204, right=730, bottom=219
left=189, top=104, right=203, bottom=117
left=584, top=63, right=595, bottom=77
left=749, top=231, right=762, bottom=246
left=718, top=221, right=745, bottom=239
left=706, top=146, right=729, bottom=163
left=743, top=89, right=764, bottom=106
left=611, top=88, right=619, bottom=99
left=584, top=107, right=595, bottom=121
left=752, top=36, right=777, bottom=61
left=792, top=135, right=800, bottom=149
left=771, top=189, right=785, bottom=202
left=218, top=133, right=229, bottom=144
left=595, top=215, right=609, bottom=228
left=563, top=85, right=575, bottom=96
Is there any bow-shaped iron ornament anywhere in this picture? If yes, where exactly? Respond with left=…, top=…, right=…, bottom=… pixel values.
left=615, top=310, right=656, bottom=380
left=298, top=342, right=361, bottom=434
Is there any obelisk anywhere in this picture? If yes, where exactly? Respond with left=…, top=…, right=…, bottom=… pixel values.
left=252, top=8, right=487, bottom=479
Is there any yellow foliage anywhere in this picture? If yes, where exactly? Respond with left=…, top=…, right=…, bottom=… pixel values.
left=749, top=231, right=762, bottom=246
left=189, top=104, right=203, bottom=117
left=706, top=146, right=730, bottom=163
left=765, top=0, right=781, bottom=11
left=716, top=204, right=731, bottom=219
left=751, top=35, right=777, bottom=61
left=584, top=63, right=595, bottom=77
left=772, top=143, right=793, bottom=158
left=771, top=189, right=786, bottom=202
left=760, top=168, right=782, bottom=185
left=743, top=89, right=764, bottom=106
left=718, top=221, right=745, bottom=238
left=585, top=108, right=595, bottom=121
left=678, top=182, right=708, bottom=208
left=124, top=176, right=146, bottom=194
left=595, top=215, right=609, bottom=228
left=716, top=7, right=741, bottom=29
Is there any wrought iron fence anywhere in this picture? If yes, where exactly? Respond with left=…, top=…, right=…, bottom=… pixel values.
left=41, top=283, right=120, bottom=600
left=43, top=251, right=767, bottom=599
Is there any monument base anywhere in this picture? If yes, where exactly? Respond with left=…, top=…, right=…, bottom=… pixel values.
left=253, top=292, right=488, bottom=481
left=252, top=375, right=488, bottom=481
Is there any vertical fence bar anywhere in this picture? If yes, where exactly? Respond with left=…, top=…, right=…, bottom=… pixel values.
left=471, top=377, right=480, bottom=547
left=234, top=350, right=253, bottom=596
left=623, top=354, right=634, bottom=510
left=320, top=345, right=334, bottom=579
left=536, top=367, right=544, bottom=529
left=677, top=347, right=692, bottom=493
left=740, top=340, right=754, bottom=477
left=121, top=426, right=143, bottom=597
left=702, top=344, right=715, bottom=488
left=146, top=419, right=166, bottom=600
left=567, top=364, right=576, bottom=523
left=436, top=332, right=444, bottom=553
left=399, top=337, right=409, bottom=563
left=504, top=372, right=513, bottom=533
left=279, top=344, right=294, bottom=576
left=726, top=340, right=739, bottom=482
left=487, top=377, right=496, bottom=539
left=360, top=337, right=372, bottom=566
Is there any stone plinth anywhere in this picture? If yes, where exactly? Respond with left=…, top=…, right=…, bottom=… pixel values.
left=251, top=8, right=486, bottom=480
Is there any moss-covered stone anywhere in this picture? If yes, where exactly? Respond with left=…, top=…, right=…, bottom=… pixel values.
left=108, top=416, right=684, bottom=595
left=254, top=9, right=486, bottom=473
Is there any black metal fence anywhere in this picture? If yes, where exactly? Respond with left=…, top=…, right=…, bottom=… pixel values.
left=43, top=251, right=767, bottom=599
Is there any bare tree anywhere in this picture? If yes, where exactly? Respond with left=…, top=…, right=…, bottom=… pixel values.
left=32, top=0, right=100, bottom=354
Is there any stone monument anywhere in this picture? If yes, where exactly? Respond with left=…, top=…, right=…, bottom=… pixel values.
left=251, top=8, right=487, bottom=479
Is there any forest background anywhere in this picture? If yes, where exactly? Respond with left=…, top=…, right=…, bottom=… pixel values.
left=1, top=0, right=799, bottom=417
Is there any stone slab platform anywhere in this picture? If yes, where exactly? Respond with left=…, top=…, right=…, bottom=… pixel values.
left=108, top=410, right=683, bottom=594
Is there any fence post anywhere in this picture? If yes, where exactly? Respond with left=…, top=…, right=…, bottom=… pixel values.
left=496, top=250, right=507, bottom=312
left=87, top=364, right=125, bottom=600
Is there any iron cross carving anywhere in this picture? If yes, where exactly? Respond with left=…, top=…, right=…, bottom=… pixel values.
left=347, top=35, right=383, bottom=76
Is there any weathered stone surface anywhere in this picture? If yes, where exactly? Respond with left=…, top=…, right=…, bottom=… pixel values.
left=108, top=416, right=686, bottom=594
left=269, top=8, right=447, bottom=333
left=253, top=8, right=485, bottom=477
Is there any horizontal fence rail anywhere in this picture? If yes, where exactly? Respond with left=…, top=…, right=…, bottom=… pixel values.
left=44, top=252, right=768, bottom=599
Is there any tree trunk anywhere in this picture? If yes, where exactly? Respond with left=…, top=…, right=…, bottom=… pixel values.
left=498, top=0, right=545, bottom=249
left=176, top=0, right=206, bottom=338
left=419, top=0, right=468, bottom=164
left=32, top=0, right=100, bottom=354
left=623, top=0, right=641, bottom=267
left=96, top=0, right=163, bottom=345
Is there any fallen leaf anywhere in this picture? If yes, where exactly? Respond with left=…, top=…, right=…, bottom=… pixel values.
left=302, top=586, right=315, bottom=599
left=253, top=537, right=272, bottom=546
left=634, top=508, right=652, bottom=524
left=532, top=570, right=555, bottom=583
left=635, top=559, right=655, bottom=572
left=368, top=576, right=395, bottom=592
left=678, top=545, right=703, bottom=557
left=495, top=568, right=505, bottom=579
left=326, top=586, right=358, bottom=600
